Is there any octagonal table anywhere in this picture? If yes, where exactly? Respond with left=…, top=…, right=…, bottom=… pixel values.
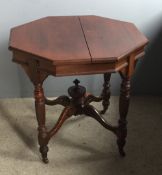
left=9, top=15, right=148, bottom=163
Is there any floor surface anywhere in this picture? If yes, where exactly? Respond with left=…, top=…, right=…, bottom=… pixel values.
left=0, top=96, right=162, bottom=175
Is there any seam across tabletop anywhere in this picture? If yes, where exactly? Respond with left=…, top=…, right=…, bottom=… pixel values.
left=78, top=16, right=92, bottom=63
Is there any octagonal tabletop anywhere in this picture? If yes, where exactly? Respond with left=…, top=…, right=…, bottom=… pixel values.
left=9, top=15, right=148, bottom=65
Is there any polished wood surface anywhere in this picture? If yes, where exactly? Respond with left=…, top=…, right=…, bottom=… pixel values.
left=80, top=16, right=148, bottom=63
left=9, top=16, right=148, bottom=65
left=9, top=16, right=91, bottom=64
left=9, top=15, right=148, bottom=163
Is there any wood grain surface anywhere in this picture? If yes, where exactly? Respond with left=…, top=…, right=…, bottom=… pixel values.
left=9, top=15, right=148, bottom=65
left=10, top=16, right=91, bottom=65
left=80, top=16, right=148, bottom=63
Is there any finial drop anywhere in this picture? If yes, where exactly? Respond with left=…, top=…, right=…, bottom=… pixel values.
left=73, top=79, right=80, bottom=87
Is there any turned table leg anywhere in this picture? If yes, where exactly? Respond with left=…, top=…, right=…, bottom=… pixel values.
left=34, top=83, right=49, bottom=163
left=117, top=77, right=130, bottom=156
left=100, top=73, right=111, bottom=114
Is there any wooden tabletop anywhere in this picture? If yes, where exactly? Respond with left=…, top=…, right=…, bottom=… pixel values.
left=9, top=16, right=148, bottom=65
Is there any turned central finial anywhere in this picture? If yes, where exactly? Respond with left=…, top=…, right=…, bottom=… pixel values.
left=73, top=79, right=80, bottom=87
left=68, top=79, right=86, bottom=99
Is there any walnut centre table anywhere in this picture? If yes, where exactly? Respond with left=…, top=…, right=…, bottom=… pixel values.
left=9, top=15, right=148, bottom=163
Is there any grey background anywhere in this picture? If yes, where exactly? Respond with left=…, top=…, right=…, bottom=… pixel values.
left=0, top=0, right=162, bottom=98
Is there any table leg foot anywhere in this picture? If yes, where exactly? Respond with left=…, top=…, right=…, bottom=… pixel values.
left=100, top=73, right=111, bottom=114
left=117, top=126, right=126, bottom=157
left=40, top=145, right=49, bottom=163
left=117, top=143, right=126, bottom=157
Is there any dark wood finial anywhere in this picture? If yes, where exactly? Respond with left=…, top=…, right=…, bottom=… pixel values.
left=73, top=79, right=80, bottom=87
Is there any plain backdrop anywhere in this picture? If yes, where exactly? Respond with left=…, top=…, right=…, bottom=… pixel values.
left=0, top=0, right=162, bottom=98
